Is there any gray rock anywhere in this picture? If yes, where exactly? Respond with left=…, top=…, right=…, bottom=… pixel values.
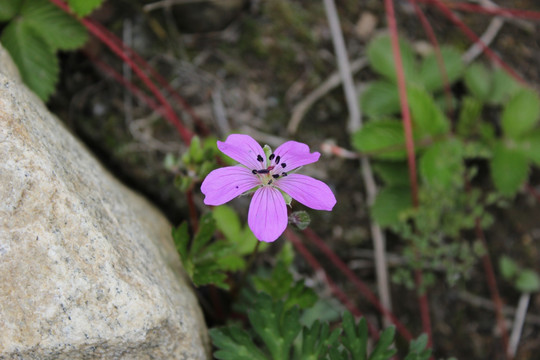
left=0, top=45, right=210, bottom=359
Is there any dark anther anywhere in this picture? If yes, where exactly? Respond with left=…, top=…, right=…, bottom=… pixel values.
left=282, top=172, right=288, bottom=176
left=281, top=163, right=286, bottom=168
left=275, top=156, right=281, bottom=164
left=269, top=153, right=275, bottom=160
left=272, top=174, right=280, bottom=179
left=257, top=154, right=264, bottom=162
left=267, top=179, right=273, bottom=185
left=252, top=169, right=258, bottom=174
left=257, top=169, right=270, bottom=174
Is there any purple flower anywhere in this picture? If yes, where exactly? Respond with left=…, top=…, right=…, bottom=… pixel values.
left=201, top=134, right=336, bottom=242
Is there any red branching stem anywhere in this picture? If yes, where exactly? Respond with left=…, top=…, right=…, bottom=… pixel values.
left=86, top=20, right=211, bottom=136
left=87, top=53, right=162, bottom=114
left=48, top=0, right=194, bottom=144
left=304, top=229, right=413, bottom=341
left=285, top=229, right=380, bottom=340
left=408, top=0, right=453, bottom=118
left=416, top=0, right=540, bottom=20
left=424, top=0, right=526, bottom=85
left=385, top=0, right=432, bottom=345
left=475, top=219, right=510, bottom=358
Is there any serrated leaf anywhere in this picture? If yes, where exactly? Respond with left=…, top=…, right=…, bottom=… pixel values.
left=360, top=81, right=400, bottom=118
left=1, top=19, right=58, bottom=101
left=407, top=86, right=450, bottom=139
left=516, top=270, right=540, bottom=293
left=464, top=63, right=491, bottom=101
left=499, top=256, right=519, bottom=280
left=21, top=0, right=88, bottom=50
left=367, top=34, right=417, bottom=84
left=67, top=0, right=104, bottom=17
left=191, top=212, right=216, bottom=254
left=419, top=46, right=464, bottom=92
left=489, top=67, right=520, bottom=104
left=342, top=312, right=368, bottom=360
left=351, top=120, right=407, bottom=160
left=0, top=0, right=22, bottom=22
left=404, top=333, right=432, bottom=360
left=193, top=266, right=229, bottom=289
left=490, top=142, right=529, bottom=196
left=172, top=222, right=190, bottom=262
left=502, top=89, right=540, bottom=139
left=419, top=138, right=464, bottom=188
left=457, top=96, right=483, bottom=137
left=372, top=161, right=410, bottom=187
left=372, top=186, right=412, bottom=227
left=516, top=130, right=540, bottom=165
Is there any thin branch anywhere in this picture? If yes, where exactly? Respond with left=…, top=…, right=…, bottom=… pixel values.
left=508, top=293, right=531, bottom=358
left=322, top=0, right=394, bottom=328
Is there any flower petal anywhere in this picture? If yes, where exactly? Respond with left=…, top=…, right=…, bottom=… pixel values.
left=201, top=166, right=260, bottom=206
left=276, top=174, right=336, bottom=211
left=248, top=186, right=288, bottom=242
left=273, top=141, right=320, bottom=171
left=217, top=134, right=266, bottom=170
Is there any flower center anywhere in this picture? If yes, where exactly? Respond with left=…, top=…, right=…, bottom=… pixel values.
left=252, top=153, right=288, bottom=185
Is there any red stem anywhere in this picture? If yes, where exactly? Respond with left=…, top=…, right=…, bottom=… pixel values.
left=285, top=229, right=380, bottom=340
left=48, top=0, right=194, bottom=144
left=424, top=0, right=526, bottom=85
left=384, top=0, right=432, bottom=346
left=304, top=228, right=413, bottom=341
left=416, top=0, right=540, bottom=20
left=408, top=0, right=454, bottom=118
left=475, top=219, right=510, bottom=358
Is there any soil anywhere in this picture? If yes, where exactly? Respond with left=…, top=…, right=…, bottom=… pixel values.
left=47, top=1, right=540, bottom=359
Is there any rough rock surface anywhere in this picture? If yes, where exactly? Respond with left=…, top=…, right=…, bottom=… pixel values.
left=0, top=45, right=209, bottom=359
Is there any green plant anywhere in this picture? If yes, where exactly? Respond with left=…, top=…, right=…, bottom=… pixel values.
left=351, top=34, right=540, bottom=289
left=0, top=0, right=104, bottom=101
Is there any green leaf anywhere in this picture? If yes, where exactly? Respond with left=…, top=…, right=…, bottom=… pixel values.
left=191, top=213, right=216, bottom=255
left=298, top=321, right=341, bottom=360
left=516, top=270, right=540, bottom=293
left=404, top=334, right=432, bottom=360
left=360, top=81, right=400, bottom=118
left=341, top=312, right=368, bottom=360
left=464, top=63, right=491, bottom=101
left=210, top=326, right=269, bottom=360
left=372, top=161, right=410, bottom=187
left=419, top=138, right=464, bottom=188
left=419, top=46, right=464, bottom=92
left=490, top=142, right=529, bottom=196
left=0, top=0, right=22, bottom=22
left=502, top=89, right=540, bottom=139
left=1, top=19, right=58, bottom=101
left=516, top=130, right=540, bottom=165
left=407, top=86, right=450, bottom=139
left=369, top=326, right=397, bottom=360
left=66, top=0, right=104, bottom=17
left=372, top=186, right=412, bottom=227
left=489, top=67, right=520, bottom=104
left=213, top=205, right=242, bottom=243
left=351, top=120, right=407, bottom=160
left=367, top=34, right=417, bottom=84
left=21, top=0, right=88, bottom=50
left=499, top=256, right=519, bottom=280
left=457, top=96, right=483, bottom=138
left=172, top=222, right=190, bottom=264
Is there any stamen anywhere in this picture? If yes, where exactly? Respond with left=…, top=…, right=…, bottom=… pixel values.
left=267, top=179, right=273, bottom=185
left=269, top=153, right=275, bottom=160
left=275, top=156, right=281, bottom=164
left=252, top=169, right=258, bottom=174
left=272, top=174, right=279, bottom=179
left=257, top=154, right=264, bottom=162
left=282, top=172, right=287, bottom=176
left=257, top=169, right=270, bottom=174
left=281, top=163, right=286, bottom=168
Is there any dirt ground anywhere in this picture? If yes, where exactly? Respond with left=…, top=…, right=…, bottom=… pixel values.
left=49, top=1, right=540, bottom=358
